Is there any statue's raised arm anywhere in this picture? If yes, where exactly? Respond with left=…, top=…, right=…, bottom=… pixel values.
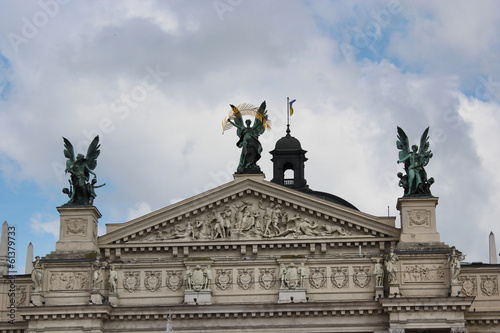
left=396, top=127, right=434, bottom=197
left=62, top=135, right=105, bottom=206
left=222, top=101, right=271, bottom=174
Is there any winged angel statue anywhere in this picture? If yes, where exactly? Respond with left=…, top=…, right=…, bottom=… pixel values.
left=62, top=136, right=105, bottom=206
left=222, top=101, right=271, bottom=174
left=396, top=127, right=434, bottom=197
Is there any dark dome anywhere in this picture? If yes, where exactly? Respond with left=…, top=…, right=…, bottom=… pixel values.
left=274, top=134, right=303, bottom=151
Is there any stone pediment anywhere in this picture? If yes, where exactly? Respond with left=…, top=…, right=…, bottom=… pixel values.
left=98, top=175, right=399, bottom=247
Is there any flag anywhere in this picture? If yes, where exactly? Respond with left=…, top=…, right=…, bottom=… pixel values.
left=289, top=99, right=296, bottom=116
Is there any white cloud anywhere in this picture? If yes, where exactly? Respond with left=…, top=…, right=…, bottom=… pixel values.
left=30, top=213, right=59, bottom=239
left=127, top=202, right=153, bottom=221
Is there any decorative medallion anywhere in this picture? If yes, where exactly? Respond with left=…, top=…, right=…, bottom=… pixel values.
left=166, top=270, right=183, bottom=292
left=408, top=210, right=431, bottom=227
left=123, top=271, right=140, bottom=293
left=49, top=271, right=89, bottom=291
left=258, top=268, right=276, bottom=290
left=215, top=269, right=233, bottom=291
left=353, top=266, right=371, bottom=288
left=459, top=276, right=477, bottom=296
left=65, top=218, right=87, bottom=236
left=15, top=286, right=26, bottom=306
left=308, top=267, right=326, bottom=289
left=237, top=269, right=255, bottom=290
left=331, top=267, right=349, bottom=289
left=480, top=275, right=499, bottom=296
left=144, top=271, right=162, bottom=292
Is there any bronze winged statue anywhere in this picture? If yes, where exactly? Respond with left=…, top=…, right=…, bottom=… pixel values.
left=396, top=127, right=434, bottom=197
left=222, top=101, right=271, bottom=174
left=62, top=136, right=105, bottom=206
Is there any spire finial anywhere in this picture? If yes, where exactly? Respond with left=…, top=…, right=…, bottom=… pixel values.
left=286, top=124, right=291, bottom=135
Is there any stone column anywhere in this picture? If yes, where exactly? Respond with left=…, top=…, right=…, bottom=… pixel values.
left=56, top=206, right=101, bottom=253
left=397, top=197, right=440, bottom=243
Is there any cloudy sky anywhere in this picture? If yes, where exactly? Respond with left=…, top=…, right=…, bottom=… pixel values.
left=1, top=0, right=500, bottom=272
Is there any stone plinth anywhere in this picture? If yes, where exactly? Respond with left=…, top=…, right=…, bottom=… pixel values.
left=389, top=284, right=400, bottom=298
left=90, top=290, right=102, bottom=305
left=375, top=286, right=384, bottom=300
left=56, top=206, right=101, bottom=253
left=184, top=290, right=212, bottom=305
left=30, top=291, right=43, bottom=306
left=397, top=197, right=440, bottom=243
left=108, top=292, right=118, bottom=306
left=278, top=289, right=307, bottom=303
left=451, top=281, right=462, bottom=297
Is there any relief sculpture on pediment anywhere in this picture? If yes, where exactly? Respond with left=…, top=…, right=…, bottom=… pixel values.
left=137, top=198, right=364, bottom=243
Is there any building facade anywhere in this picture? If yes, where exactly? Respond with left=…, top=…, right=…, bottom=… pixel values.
left=0, top=130, right=499, bottom=333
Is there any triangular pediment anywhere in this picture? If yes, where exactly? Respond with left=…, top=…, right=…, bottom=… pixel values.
left=98, top=175, right=399, bottom=247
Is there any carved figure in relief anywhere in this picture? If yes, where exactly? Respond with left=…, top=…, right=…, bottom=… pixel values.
left=185, top=221, right=195, bottom=239
left=222, top=205, right=233, bottom=238
left=32, top=256, right=43, bottom=292
left=322, top=224, right=350, bottom=236
left=109, top=265, right=118, bottom=293
left=298, top=263, right=306, bottom=288
left=385, top=248, right=399, bottom=284
left=210, top=210, right=227, bottom=239
left=92, top=255, right=105, bottom=290
left=184, top=266, right=193, bottom=291
left=448, top=246, right=466, bottom=283
left=279, top=264, right=286, bottom=289
left=170, top=225, right=189, bottom=239
left=297, top=218, right=320, bottom=237
left=203, top=265, right=212, bottom=290
left=194, top=217, right=210, bottom=239
left=374, top=259, right=384, bottom=287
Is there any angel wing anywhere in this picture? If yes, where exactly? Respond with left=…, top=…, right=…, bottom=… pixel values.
left=63, top=137, right=75, bottom=162
left=85, top=136, right=101, bottom=170
left=396, top=126, right=410, bottom=168
left=418, top=127, right=430, bottom=154
left=252, top=101, right=271, bottom=135
left=222, top=103, right=256, bottom=133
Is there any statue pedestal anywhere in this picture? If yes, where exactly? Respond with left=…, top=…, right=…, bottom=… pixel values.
left=278, top=289, right=307, bottom=303
left=108, top=292, right=118, bottom=306
left=184, top=290, right=212, bottom=305
left=375, top=286, right=384, bottom=300
left=397, top=197, right=440, bottom=243
left=31, top=291, right=43, bottom=306
left=451, top=281, right=462, bottom=297
left=55, top=206, right=101, bottom=253
left=389, top=284, right=401, bottom=298
left=90, top=290, right=102, bottom=305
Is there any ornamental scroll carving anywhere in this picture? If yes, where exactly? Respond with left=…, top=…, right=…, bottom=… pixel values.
left=480, top=275, right=499, bottom=296
left=408, top=209, right=431, bottom=227
left=15, top=286, right=27, bottom=306
left=138, top=198, right=359, bottom=242
left=144, top=271, right=162, bottom=292
left=237, top=269, right=254, bottom=290
left=308, top=267, right=326, bottom=289
left=166, top=270, right=183, bottom=292
left=123, top=271, right=140, bottom=293
left=215, top=269, right=233, bottom=291
left=49, top=271, right=89, bottom=291
left=402, top=264, right=445, bottom=283
left=331, top=267, right=349, bottom=289
left=258, top=268, right=276, bottom=290
left=353, top=266, right=371, bottom=288
left=65, top=218, right=87, bottom=236
left=459, top=276, right=477, bottom=296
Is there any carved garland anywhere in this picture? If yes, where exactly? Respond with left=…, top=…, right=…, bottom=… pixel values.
left=215, top=269, right=233, bottom=291
left=144, top=271, right=162, bottom=292
left=331, top=267, right=349, bottom=289
left=237, top=269, right=255, bottom=290
left=165, top=270, right=183, bottom=292
left=480, top=275, right=499, bottom=296
left=353, top=266, right=371, bottom=288
left=308, top=267, right=326, bottom=289
left=258, top=268, right=276, bottom=290
left=123, top=271, right=140, bottom=293
left=459, top=276, right=477, bottom=296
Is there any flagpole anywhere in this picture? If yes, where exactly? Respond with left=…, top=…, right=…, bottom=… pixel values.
left=287, top=97, right=290, bottom=134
